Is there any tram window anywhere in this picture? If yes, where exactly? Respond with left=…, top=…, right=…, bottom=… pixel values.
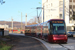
left=45, top=24, right=46, bottom=26
left=43, top=23, right=46, bottom=26
left=47, top=23, right=50, bottom=34
left=43, top=23, right=45, bottom=26
left=47, top=23, right=50, bottom=29
left=46, top=23, right=47, bottom=26
left=50, top=22, right=53, bottom=34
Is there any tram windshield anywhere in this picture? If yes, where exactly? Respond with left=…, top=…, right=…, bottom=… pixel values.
left=50, top=20, right=66, bottom=35
left=53, top=23, right=66, bottom=34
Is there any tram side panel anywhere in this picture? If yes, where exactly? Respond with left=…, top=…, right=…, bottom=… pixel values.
left=36, top=26, right=40, bottom=37
left=25, top=27, right=31, bottom=36
left=36, top=26, right=42, bottom=38
left=42, top=23, right=49, bottom=41
left=31, top=26, right=36, bottom=37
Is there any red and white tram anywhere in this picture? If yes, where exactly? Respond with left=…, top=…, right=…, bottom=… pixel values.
left=25, top=19, right=68, bottom=43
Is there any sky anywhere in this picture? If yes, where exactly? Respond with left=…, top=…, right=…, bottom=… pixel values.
left=0, top=0, right=42, bottom=22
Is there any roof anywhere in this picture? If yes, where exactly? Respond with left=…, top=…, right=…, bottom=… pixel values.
left=25, top=19, right=64, bottom=27
left=48, top=19, right=64, bottom=22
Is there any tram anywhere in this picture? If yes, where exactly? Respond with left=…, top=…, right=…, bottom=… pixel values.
left=25, top=19, right=68, bottom=43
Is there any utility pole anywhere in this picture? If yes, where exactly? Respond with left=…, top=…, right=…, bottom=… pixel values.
left=63, top=0, right=65, bottom=21
left=11, top=17, right=13, bottom=33
left=21, top=12, right=22, bottom=30
left=72, top=0, right=73, bottom=23
left=25, top=13, right=27, bottom=26
left=4, top=21, right=6, bottom=30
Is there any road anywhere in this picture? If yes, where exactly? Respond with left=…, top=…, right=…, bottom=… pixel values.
left=9, top=33, right=75, bottom=50
left=9, top=33, right=47, bottom=50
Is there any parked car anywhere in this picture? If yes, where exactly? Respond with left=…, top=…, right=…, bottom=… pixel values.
left=67, top=31, right=73, bottom=37
left=73, top=32, right=75, bottom=37
left=67, top=31, right=75, bottom=37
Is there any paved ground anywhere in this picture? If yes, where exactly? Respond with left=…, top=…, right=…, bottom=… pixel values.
left=32, top=37, right=75, bottom=50
left=9, top=34, right=47, bottom=50
left=68, top=37, right=75, bottom=40
left=9, top=33, right=75, bottom=50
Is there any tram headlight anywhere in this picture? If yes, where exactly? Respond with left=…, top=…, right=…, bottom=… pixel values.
left=53, top=37, right=56, bottom=40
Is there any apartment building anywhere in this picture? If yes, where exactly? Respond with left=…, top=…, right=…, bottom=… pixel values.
left=69, top=0, right=75, bottom=30
left=42, top=0, right=75, bottom=31
left=42, top=0, right=69, bottom=23
left=69, top=0, right=75, bottom=22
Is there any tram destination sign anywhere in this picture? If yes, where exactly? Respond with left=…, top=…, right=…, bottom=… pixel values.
left=52, top=21, right=64, bottom=23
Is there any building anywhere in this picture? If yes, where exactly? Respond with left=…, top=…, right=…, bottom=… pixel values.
left=69, top=0, right=75, bottom=31
left=42, top=0, right=75, bottom=31
left=0, top=24, right=9, bottom=30
left=69, top=0, right=75, bottom=22
left=42, top=0, right=69, bottom=23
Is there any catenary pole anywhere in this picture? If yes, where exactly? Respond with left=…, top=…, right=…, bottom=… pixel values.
left=21, top=12, right=22, bottom=30
left=11, top=17, right=13, bottom=33
left=25, top=13, right=27, bottom=26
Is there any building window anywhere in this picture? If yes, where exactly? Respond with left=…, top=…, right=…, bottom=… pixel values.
left=59, top=1, right=63, bottom=6
left=70, top=0, right=72, bottom=2
left=59, top=7, right=63, bottom=12
left=60, top=14, right=62, bottom=18
left=69, top=11, right=72, bottom=14
left=73, top=0, right=75, bottom=2
left=69, top=5, right=72, bottom=9
left=51, top=3, right=52, bottom=7
left=73, top=5, right=75, bottom=8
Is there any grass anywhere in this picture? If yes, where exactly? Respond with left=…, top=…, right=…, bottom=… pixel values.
left=0, top=39, right=12, bottom=50
left=0, top=46, right=11, bottom=50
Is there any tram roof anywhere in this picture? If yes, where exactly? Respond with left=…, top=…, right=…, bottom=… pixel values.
left=25, top=24, right=38, bottom=27
left=48, top=19, right=64, bottom=22
left=25, top=19, right=64, bottom=27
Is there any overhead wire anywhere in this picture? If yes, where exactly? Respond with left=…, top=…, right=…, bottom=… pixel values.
left=11, top=9, right=37, bottom=22
left=14, top=1, right=69, bottom=22
left=27, top=9, right=37, bottom=16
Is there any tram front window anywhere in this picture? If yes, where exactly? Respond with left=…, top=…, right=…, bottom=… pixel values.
left=53, top=23, right=66, bottom=35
